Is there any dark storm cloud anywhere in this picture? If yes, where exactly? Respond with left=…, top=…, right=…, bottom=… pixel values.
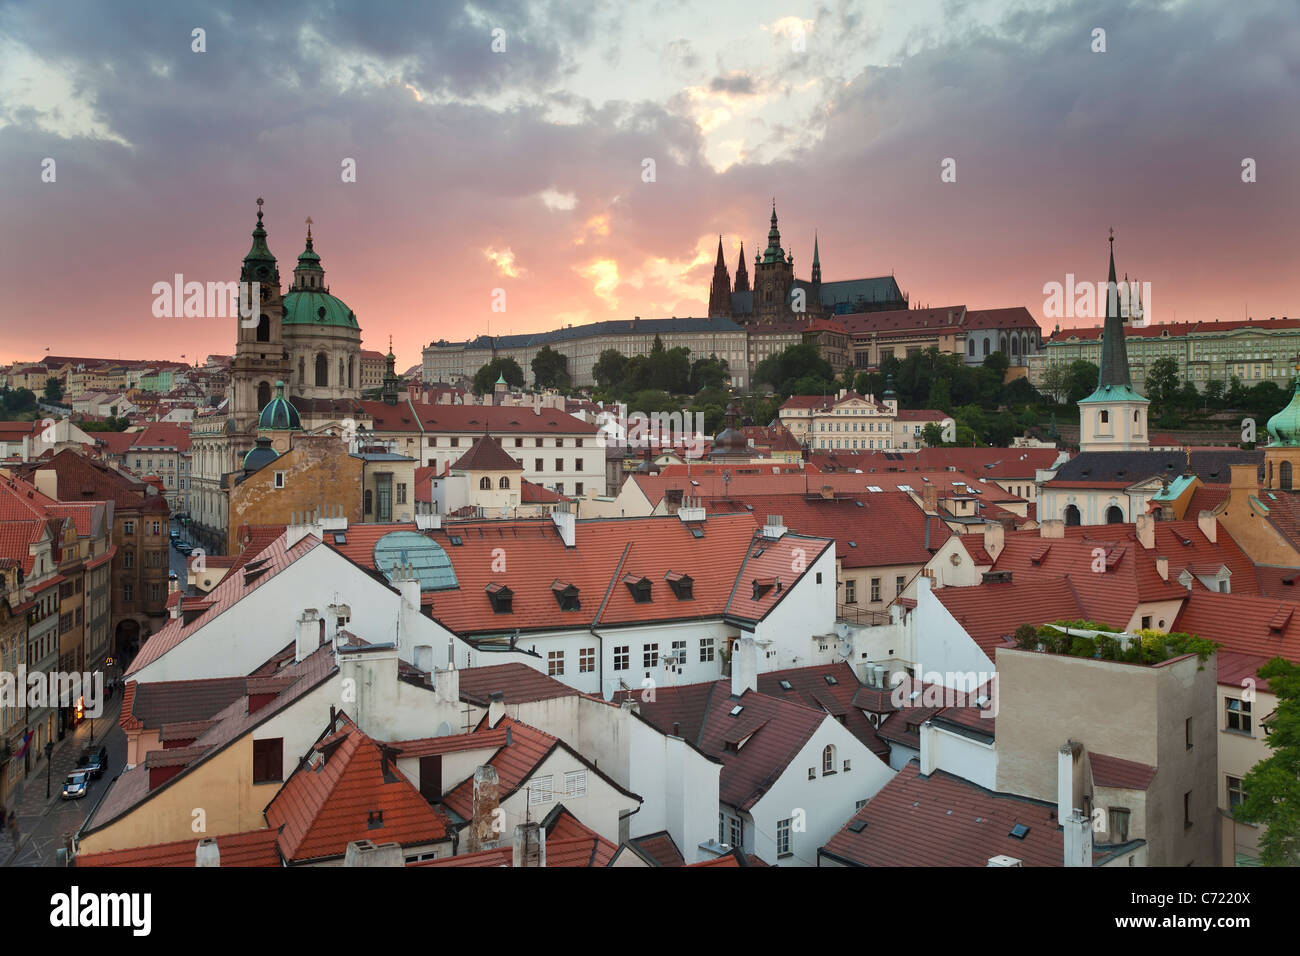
left=710, top=72, right=756, bottom=95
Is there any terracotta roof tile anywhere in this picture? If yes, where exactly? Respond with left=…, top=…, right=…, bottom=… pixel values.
left=75, top=829, right=282, bottom=868
left=1089, top=752, right=1157, bottom=791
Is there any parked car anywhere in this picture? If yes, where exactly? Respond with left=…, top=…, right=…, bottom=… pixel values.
left=79, top=746, right=108, bottom=779
left=169, top=530, right=181, bottom=541
left=176, top=543, right=193, bottom=555
left=61, top=771, right=89, bottom=800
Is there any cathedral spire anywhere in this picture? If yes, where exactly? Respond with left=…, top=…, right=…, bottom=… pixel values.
left=707, top=235, right=732, bottom=317
left=811, top=232, right=821, bottom=286
left=763, top=200, right=784, bottom=264
left=734, top=241, right=750, bottom=293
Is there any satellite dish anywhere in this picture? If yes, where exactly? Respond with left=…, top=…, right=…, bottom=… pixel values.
left=435, top=721, right=453, bottom=737
left=838, top=640, right=853, bottom=658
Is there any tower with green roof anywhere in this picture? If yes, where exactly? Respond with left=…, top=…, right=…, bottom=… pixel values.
left=1262, top=359, right=1300, bottom=490
left=231, top=197, right=292, bottom=438
left=1077, top=231, right=1150, bottom=452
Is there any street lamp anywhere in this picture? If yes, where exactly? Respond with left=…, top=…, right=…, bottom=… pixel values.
left=44, top=741, right=54, bottom=798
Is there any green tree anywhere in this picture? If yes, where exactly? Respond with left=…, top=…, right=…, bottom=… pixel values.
left=43, top=377, right=64, bottom=402
left=471, top=357, right=524, bottom=395
left=1235, top=658, right=1300, bottom=865
left=1040, top=364, right=1069, bottom=403
left=983, top=350, right=1010, bottom=379
left=1065, top=360, right=1101, bottom=405
left=755, top=343, right=834, bottom=396
left=741, top=393, right=781, bottom=428
left=1146, top=357, right=1181, bottom=409
left=1204, top=378, right=1226, bottom=409
left=922, top=422, right=945, bottom=447
left=531, top=346, right=569, bottom=390
left=927, top=378, right=952, bottom=413
left=593, top=349, right=629, bottom=391
left=3, top=387, right=36, bottom=414
left=689, top=356, right=730, bottom=392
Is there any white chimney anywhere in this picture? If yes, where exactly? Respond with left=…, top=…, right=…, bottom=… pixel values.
left=1197, top=510, right=1217, bottom=543
left=1135, top=512, right=1155, bottom=550
left=1155, top=555, right=1169, bottom=581
left=434, top=663, right=459, bottom=703
left=296, top=608, right=320, bottom=661
left=762, top=515, right=786, bottom=539
left=343, top=839, right=405, bottom=867
left=677, top=495, right=706, bottom=523
left=731, top=637, right=758, bottom=696
left=552, top=508, right=576, bottom=547
left=983, top=520, right=1005, bottom=561
left=1039, top=518, right=1065, bottom=539
left=487, top=691, right=506, bottom=727
left=195, top=838, right=220, bottom=867
left=1063, top=810, right=1093, bottom=867
left=1057, top=741, right=1082, bottom=823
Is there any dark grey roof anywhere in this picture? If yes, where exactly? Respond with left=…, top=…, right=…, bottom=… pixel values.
left=730, top=290, right=754, bottom=314
left=456, top=316, right=745, bottom=351
left=818, top=276, right=905, bottom=309
left=1052, top=449, right=1263, bottom=484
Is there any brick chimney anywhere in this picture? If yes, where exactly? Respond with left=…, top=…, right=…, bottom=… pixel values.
left=512, top=821, right=546, bottom=867
left=921, top=483, right=939, bottom=513
left=467, top=765, right=501, bottom=853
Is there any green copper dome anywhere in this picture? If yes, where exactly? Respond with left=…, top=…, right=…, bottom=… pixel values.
left=1266, top=377, right=1300, bottom=445
left=242, top=436, right=279, bottom=473
left=282, top=289, right=359, bottom=329
left=258, top=381, right=301, bottom=430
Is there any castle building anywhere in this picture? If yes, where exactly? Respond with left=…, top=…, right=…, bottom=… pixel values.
left=708, top=202, right=908, bottom=325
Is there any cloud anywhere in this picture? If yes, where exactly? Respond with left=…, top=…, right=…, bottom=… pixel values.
left=709, top=72, right=756, bottom=96
left=484, top=246, right=522, bottom=278
left=539, top=187, right=578, bottom=211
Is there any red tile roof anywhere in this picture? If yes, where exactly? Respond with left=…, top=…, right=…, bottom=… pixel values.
left=450, top=434, right=525, bottom=472
left=821, top=762, right=1066, bottom=867
left=412, top=806, right=616, bottom=867
left=456, top=663, right=582, bottom=706
left=75, top=829, right=282, bottom=868
left=1172, top=590, right=1300, bottom=664
left=935, top=575, right=1086, bottom=657
left=624, top=830, right=686, bottom=866
left=757, top=662, right=890, bottom=758
left=368, top=401, right=599, bottom=436
left=441, top=717, right=560, bottom=821
left=265, top=714, right=452, bottom=864
left=1088, top=752, right=1157, bottom=791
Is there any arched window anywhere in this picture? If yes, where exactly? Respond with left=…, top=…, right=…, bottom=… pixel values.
left=298, top=356, right=305, bottom=382
left=315, top=353, right=328, bottom=387
left=999, top=334, right=1007, bottom=353
left=1010, top=336, right=1019, bottom=356
left=1133, top=410, right=1140, bottom=422
left=479, top=476, right=491, bottom=490
left=1106, top=505, right=1124, bottom=524
left=983, top=339, right=990, bottom=357
left=1064, top=504, right=1081, bottom=526
left=1099, top=410, right=1109, bottom=425
left=256, top=381, right=271, bottom=410
left=348, top=357, right=354, bottom=389
left=338, top=358, right=344, bottom=383
left=1269, top=461, right=1274, bottom=485
left=256, top=314, right=270, bottom=342
left=1282, top=461, right=1293, bottom=491
left=822, top=745, right=835, bottom=774
left=499, top=476, right=510, bottom=489
left=968, top=339, right=975, bottom=356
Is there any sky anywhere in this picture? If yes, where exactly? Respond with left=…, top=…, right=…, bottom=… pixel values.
left=0, top=0, right=1297, bottom=370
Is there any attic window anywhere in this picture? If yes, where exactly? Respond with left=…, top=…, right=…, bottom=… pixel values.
left=847, top=819, right=868, bottom=834
left=448, top=535, right=463, bottom=546
left=690, top=527, right=704, bottom=539
left=552, top=580, right=581, bottom=611
left=623, top=575, right=652, bottom=603
left=485, top=582, right=513, bottom=613
left=729, top=705, right=744, bottom=717
left=333, top=532, right=347, bottom=545
left=1009, top=823, right=1030, bottom=840
left=778, top=680, right=792, bottom=691
left=665, top=571, right=694, bottom=600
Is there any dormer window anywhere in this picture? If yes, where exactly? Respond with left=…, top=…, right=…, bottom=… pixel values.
left=623, top=575, right=652, bottom=603
left=665, top=571, right=694, bottom=600
left=752, top=577, right=777, bottom=600
left=485, top=582, right=513, bottom=613
left=552, top=580, right=580, bottom=611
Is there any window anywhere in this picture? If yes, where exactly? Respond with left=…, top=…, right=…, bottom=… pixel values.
left=1184, top=791, right=1193, bottom=828
left=1107, top=807, right=1131, bottom=842
left=719, top=812, right=725, bottom=845
left=843, top=759, right=851, bottom=773
left=123, top=584, right=133, bottom=602
left=397, top=483, right=407, bottom=504
left=1225, top=697, right=1252, bottom=734
left=870, top=578, right=881, bottom=602
left=643, top=643, right=659, bottom=669
left=844, top=579, right=856, bottom=604
left=498, top=477, right=510, bottom=490
left=529, top=775, right=554, bottom=805
left=1186, top=717, right=1193, bottom=749
left=151, top=583, right=162, bottom=601
left=575, top=458, right=583, bottom=471
left=274, top=471, right=285, bottom=489
left=822, top=745, right=836, bottom=774
left=808, top=767, right=817, bottom=780
left=896, top=575, right=905, bottom=596
left=555, top=458, right=563, bottom=472
left=776, top=818, right=792, bottom=858
left=123, top=520, right=135, bottom=536
left=613, top=646, right=629, bottom=671
left=547, top=650, right=564, bottom=676
left=364, top=490, right=373, bottom=514
left=671, top=640, right=687, bottom=667
left=1226, top=776, right=1244, bottom=811
left=535, top=438, right=544, bottom=447
left=252, top=738, right=284, bottom=784
left=564, top=770, right=587, bottom=798
left=579, top=647, right=595, bottom=673
left=729, top=816, right=741, bottom=849
left=123, top=552, right=134, bottom=569
left=575, top=482, right=583, bottom=496
left=479, top=476, right=491, bottom=490
left=699, top=638, right=714, bottom=663
left=855, top=799, right=868, bottom=810
left=535, top=458, right=544, bottom=472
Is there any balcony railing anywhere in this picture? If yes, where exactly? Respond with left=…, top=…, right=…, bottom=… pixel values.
left=836, top=604, right=892, bottom=627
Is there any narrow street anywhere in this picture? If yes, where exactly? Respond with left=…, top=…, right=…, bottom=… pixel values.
left=3, top=691, right=126, bottom=867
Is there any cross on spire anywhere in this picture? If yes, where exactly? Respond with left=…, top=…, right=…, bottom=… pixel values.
left=305, top=216, right=313, bottom=240
left=256, top=196, right=264, bottom=221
